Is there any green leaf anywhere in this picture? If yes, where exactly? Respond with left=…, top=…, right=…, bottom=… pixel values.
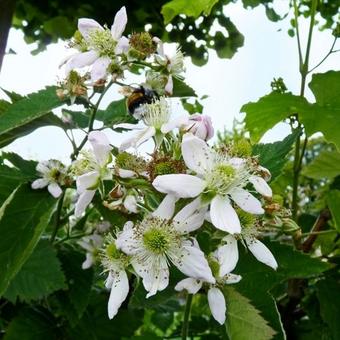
left=59, top=249, right=94, bottom=318
left=326, top=190, right=340, bottom=231
left=0, top=164, right=36, bottom=205
left=96, top=99, right=137, bottom=127
left=302, top=150, right=340, bottom=179
left=172, top=78, right=197, bottom=97
left=4, top=309, right=58, bottom=340
left=161, top=0, right=219, bottom=24
left=252, top=129, right=299, bottom=180
left=0, top=86, right=64, bottom=140
left=62, top=109, right=89, bottom=129
left=241, top=92, right=304, bottom=143
left=224, top=287, right=276, bottom=340
left=309, top=70, right=340, bottom=106
left=0, top=184, right=57, bottom=296
left=4, top=240, right=66, bottom=302
left=0, top=152, right=37, bottom=177
left=316, top=278, right=340, bottom=340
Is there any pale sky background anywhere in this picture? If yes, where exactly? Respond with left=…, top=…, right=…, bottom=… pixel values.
left=0, top=1, right=339, bottom=162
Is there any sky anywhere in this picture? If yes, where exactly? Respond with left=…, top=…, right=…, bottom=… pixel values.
left=0, top=1, right=339, bottom=162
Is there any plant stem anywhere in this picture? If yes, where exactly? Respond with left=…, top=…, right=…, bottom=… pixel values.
left=50, top=191, right=65, bottom=243
left=181, top=293, right=193, bottom=340
left=71, top=81, right=113, bottom=160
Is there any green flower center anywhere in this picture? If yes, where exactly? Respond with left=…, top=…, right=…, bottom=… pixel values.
left=106, top=243, right=121, bottom=260
left=208, top=256, right=220, bottom=278
left=143, top=228, right=170, bottom=254
left=237, top=209, right=256, bottom=228
left=88, top=29, right=117, bottom=58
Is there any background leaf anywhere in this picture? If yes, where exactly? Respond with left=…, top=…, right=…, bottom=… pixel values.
left=4, top=240, right=66, bottom=302
left=0, top=184, right=57, bottom=296
left=326, top=190, right=340, bottom=232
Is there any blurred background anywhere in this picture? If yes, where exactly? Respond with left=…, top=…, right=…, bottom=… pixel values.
left=0, top=0, right=339, bottom=161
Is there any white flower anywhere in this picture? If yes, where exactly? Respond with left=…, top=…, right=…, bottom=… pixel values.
left=78, top=233, right=103, bottom=269
left=74, top=131, right=112, bottom=217
left=219, top=234, right=278, bottom=270
left=64, top=6, right=129, bottom=82
left=116, top=98, right=185, bottom=151
left=104, top=193, right=139, bottom=214
left=102, top=236, right=130, bottom=319
left=153, top=133, right=272, bottom=234
left=31, top=159, right=67, bottom=198
left=115, top=194, right=214, bottom=298
left=175, top=243, right=241, bottom=325
left=154, top=39, right=185, bottom=95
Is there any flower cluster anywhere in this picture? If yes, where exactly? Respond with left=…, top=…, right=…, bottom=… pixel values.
left=31, top=6, right=279, bottom=326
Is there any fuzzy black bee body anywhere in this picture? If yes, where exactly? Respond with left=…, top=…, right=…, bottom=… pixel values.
left=127, top=87, right=158, bottom=116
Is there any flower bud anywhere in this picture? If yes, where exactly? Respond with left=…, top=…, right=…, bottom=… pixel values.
left=184, top=114, right=214, bottom=141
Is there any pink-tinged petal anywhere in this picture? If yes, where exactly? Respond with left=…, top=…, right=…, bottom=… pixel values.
left=208, top=288, right=226, bottom=325
left=173, top=241, right=215, bottom=284
left=117, top=168, right=136, bottom=178
left=88, top=131, right=111, bottom=166
left=115, top=36, right=129, bottom=54
left=161, top=114, right=189, bottom=134
left=249, top=175, right=272, bottom=197
left=47, top=182, right=62, bottom=198
left=78, top=18, right=103, bottom=39
left=181, top=133, right=213, bottom=175
left=152, top=194, right=177, bottom=220
left=174, top=278, right=202, bottom=294
left=153, top=174, right=205, bottom=198
left=217, top=235, right=239, bottom=276
left=36, top=161, right=49, bottom=174
left=75, top=190, right=96, bottom=217
left=90, top=56, right=111, bottom=82
left=244, top=237, right=278, bottom=270
left=123, top=195, right=138, bottom=213
left=108, top=269, right=129, bottom=319
left=65, top=50, right=98, bottom=74
left=210, top=195, right=241, bottom=234
left=111, top=6, right=127, bottom=40
left=230, top=188, right=264, bottom=214
left=31, top=178, right=49, bottom=189
left=76, top=171, right=99, bottom=193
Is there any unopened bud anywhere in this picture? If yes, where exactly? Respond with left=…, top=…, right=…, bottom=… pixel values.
left=184, top=114, right=214, bottom=141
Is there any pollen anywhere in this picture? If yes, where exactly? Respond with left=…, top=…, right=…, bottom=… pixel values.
left=88, top=28, right=117, bottom=58
left=215, top=164, right=236, bottom=179
left=106, top=243, right=120, bottom=260
left=143, top=228, right=170, bottom=254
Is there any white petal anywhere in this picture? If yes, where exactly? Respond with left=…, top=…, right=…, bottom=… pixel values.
left=65, top=50, right=98, bottom=73
left=117, top=168, right=136, bottom=178
left=75, top=190, right=96, bottom=217
left=229, top=157, right=246, bottom=169
left=82, top=253, right=94, bottom=269
left=105, top=272, right=114, bottom=289
left=152, top=194, right=177, bottom=219
left=181, top=133, right=213, bottom=175
left=115, top=36, right=130, bottom=54
left=173, top=241, right=215, bottom=284
left=76, top=171, right=100, bottom=193
left=224, top=273, right=242, bottom=284
left=108, top=269, right=129, bottom=319
left=115, top=221, right=137, bottom=255
left=244, top=237, right=278, bottom=270
left=31, top=178, right=49, bottom=189
left=124, top=195, right=138, bottom=213
left=47, top=182, right=62, bottom=198
left=217, top=235, right=239, bottom=276
left=114, top=122, right=143, bottom=130
left=161, top=114, right=189, bottom=134
left=174, top=278, right=202, bottom=294
left=173, top=197, right=201, bottom=222
left=36, top=161, right=49, bottom=174
left=111, top=6, right=127, bottom=40
left=210, top=195, right=241, bottom=234
left=90, top=56, right=111, bottom=82
left=78, top=18, right=103, bottom=40
left=208, top=288, right=226, bottom=325
left=249, top=175, right=272, bottom=197
left=120, top=127, right=156, bottom=151
left=164, top=75, right=173, bottom=95
left=88, top=131, right=111, bottom=166
left=153, top=174, right=205, bottom=198
left=230, top=188, right=264, bottom=214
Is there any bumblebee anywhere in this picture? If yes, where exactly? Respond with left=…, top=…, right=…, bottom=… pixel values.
left=127, top=87, right=158, bottom=116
